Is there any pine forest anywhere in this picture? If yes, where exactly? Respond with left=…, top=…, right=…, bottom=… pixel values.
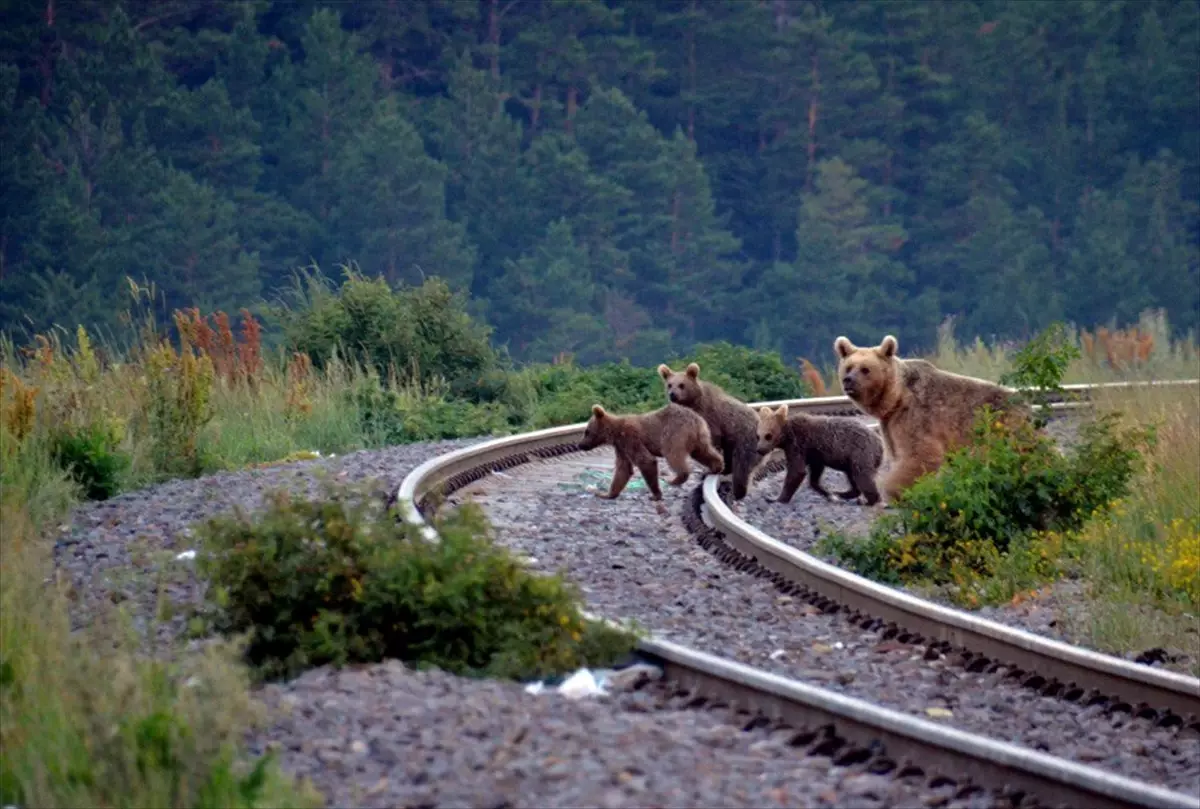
left=1, top=0, right=1197, bottom=364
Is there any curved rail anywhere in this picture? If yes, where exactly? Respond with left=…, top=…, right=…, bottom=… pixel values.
left=394, top=377, right=1200, bottom=809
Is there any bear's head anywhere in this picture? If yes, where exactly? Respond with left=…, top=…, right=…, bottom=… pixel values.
left=756, top=405, right=789, bottom=456
left=657, top=362, right=702, bottom=407
left=834, top=335, right=899, bottom=410
left=578, top=404, right=613, bottom=451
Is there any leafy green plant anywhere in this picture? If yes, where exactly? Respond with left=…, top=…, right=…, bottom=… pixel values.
left=999, top=322, right=1082, bottom=428
left=670, top=341, right=812, bottom=401
left=50, top=421, right=129, bottom=500
left=274, top=265, right=503, bottom=403
left=196, top=483, right=638, bottom=682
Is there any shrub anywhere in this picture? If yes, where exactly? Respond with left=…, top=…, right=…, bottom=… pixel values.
left=275, top=265, right=502, bottom=402
left=50, top=420, right=130, bottom=501
left=892, top=407, right=1151, bottom=551
left=670, top=341, right=812, bottom=401
left=998, top=321, right=1081, bottom=427
left=196, top=484, right=638, bottom=682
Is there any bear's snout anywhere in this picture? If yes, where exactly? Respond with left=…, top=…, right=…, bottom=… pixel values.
left=841, top=375, right=858, bottom=396
left=668, top=390, right=679, bottom=402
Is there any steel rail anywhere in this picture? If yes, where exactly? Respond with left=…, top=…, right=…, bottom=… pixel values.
left=634, top=635, right=1198, bottom=809
left=394, top=377, right=1200, bottom=809
left=701, top=473, right=1200, bottom=721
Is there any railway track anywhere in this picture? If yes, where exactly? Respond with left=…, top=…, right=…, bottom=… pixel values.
left=396, top=378, right=1200, bottom=809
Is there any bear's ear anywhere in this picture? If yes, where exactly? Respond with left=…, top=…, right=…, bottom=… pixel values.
left=657, top=364, right=673, bottom=380
left=834, top=336, right=855, bottom=359
left=774, top=405, right=788, bottom=419
left=685, top=362, right=700, bottom=379
left=878, top=335, right=898, bottom=358
left=758, top=406, right=772, bottom=418
left=591, top=404, right=606, bottom=418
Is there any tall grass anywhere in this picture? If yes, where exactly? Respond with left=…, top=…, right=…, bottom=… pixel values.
left=1060, top=385, right=1200, bottom=671
left=0, top=479, right=321, bottom=806
left=925, top=309, right=1199, bottom=384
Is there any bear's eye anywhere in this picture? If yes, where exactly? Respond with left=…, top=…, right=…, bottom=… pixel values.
left=861, top=367, right=870, bottom=375
left=764, top=433, right=773, bottom=441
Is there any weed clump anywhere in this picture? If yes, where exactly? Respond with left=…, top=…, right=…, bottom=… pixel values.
left=196, top=484, right=638, bottom=682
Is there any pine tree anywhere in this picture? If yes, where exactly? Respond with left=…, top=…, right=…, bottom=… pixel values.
left=328, top=97, right=475, bottom=291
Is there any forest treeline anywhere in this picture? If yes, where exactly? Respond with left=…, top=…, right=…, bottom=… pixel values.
left=0, top=0, right=1197, bottom=365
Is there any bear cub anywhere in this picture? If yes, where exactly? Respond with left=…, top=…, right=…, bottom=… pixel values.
left=577, top=403, right=724, bottom=500
left=658, top=362, right=762, bottom=501
left=755, top=405, right=884, bottom=505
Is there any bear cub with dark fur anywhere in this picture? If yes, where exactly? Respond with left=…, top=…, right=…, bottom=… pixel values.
left=755, top=405, right=885, bottom=505
left=578, top=403, right=724, bottom=500
left=658, top=362, right=762, bottom=500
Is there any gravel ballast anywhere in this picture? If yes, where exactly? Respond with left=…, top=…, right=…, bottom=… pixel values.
left=250, top=660, right=1033, bottom=809
left=450, top=444, right=1200, bottom=795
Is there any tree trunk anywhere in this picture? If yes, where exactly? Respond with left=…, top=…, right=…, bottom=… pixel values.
left=670, top=191, right=681, bottom=254
left=488, top=0, right=500, bottom=78
left=686, top=0, right=697, bottom=141
left=39, top=0, right=56, bottom=108
left=531, top=84, right=542, bottom=131
left=806, top=53, right=820, bottom=191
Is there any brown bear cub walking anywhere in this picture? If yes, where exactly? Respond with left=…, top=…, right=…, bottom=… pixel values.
left=834, top=334, right=1028, bottom=502
left=577, top=403, right=724, bottom=500
left=658, top=362, right=762, bottom=500
left=755, top=405, right=884, bottom=505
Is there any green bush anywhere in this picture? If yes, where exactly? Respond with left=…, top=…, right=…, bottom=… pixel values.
left=670, top=341, right=812, bottom=401
left=527, top=359, right=663, bottom=428
left=196, top=484, right=638, bottom=682
left=892, top=407, right=1152, bottom=550
left=346, top=373, right=514, bottom=445
left=275, top=266, right=503, bottom=402
left=50, top=421, right=129, bottom=501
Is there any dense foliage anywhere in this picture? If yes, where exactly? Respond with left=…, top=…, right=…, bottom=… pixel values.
left=196, top=485, right=638, bottom=682
left=1, top=1, right=1196, bottom=363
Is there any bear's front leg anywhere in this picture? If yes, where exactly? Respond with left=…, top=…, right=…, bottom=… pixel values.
left=598, top=455, right=634, bottom=499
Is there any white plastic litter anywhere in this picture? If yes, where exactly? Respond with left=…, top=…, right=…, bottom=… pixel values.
left=524, top=667, right=609, bottom=699
left=557, top=668, right=606, bottom=699
left=175, top=549, right=197, bottom=561
left=769, top=648, right=787, bottom=661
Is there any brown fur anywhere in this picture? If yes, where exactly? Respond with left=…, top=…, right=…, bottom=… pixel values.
left=577, top=403, right=724, bottom=500
left=834, top=334, right=1028, bottom=501
left=756, top=405, right=885, bottom=505
left=657, top=362, right=761, bottom=500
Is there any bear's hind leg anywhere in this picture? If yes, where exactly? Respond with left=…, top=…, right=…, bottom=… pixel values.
left=691, top=442, right=725, bottom=476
